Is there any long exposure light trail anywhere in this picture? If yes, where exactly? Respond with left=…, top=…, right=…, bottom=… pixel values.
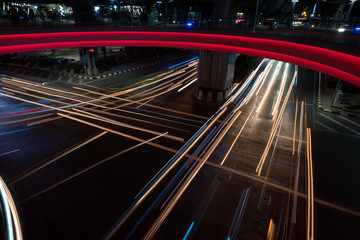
left=178, top=78, right=198, bottom=92
left=256, top=61, right=283, bottom=114
left=0, top=177, right=22, bottom=240
left=72, top=108, right=184, bottom=142
left=10, top=131, right=108, bottom=184
left=220, top=106, right=255, bottom=165
left=256, top=60, right=275, bottom=96
left=73, top=86, right=209, bottom=121
left=0, top=92, right=180, bottom=152
left=271, top=63, right=289, bottom=117
left=256, top=70, right=297, bottom=176
left=103, top=106, right=228, bottom=240
left=19, top=132, right=169, bottom=205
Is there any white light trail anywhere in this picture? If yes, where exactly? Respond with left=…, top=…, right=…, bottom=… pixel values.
left=256, top=70, right=297, bottom=176
left=0, top=179, right=14, bottom=240
left=256, top=60, right=275, bottom=96
left=256, top=61, right=283, bottom=114
left=222, top=58, right=267, bottom=109
left=177, top=78, right=198, bottom=92
left=271, top=63, right=289, bottom=117
left=0, top=176, right=22, bottom=240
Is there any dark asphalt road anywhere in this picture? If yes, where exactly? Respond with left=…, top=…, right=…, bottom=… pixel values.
left=1, top=55, right=360, bottom=240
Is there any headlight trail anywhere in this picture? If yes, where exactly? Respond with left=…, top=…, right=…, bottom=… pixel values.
left=256, top=60, right=275, bottom=96
left=256, top=70, right=297, bottom=176
left=10, top=131, right=108, bottom=185
left=178, top=78, right=198, bottom=92
left=220, top=106, right=255, bottom=165
left=256, top=61, right=283, bottom=115
left=73, top=86, right=210, bottom=121
left=271, top=62, right=289, bottom=117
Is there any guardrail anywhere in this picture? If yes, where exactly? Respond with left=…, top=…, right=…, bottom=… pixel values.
left=0, top=17, right=359, bottom=48
left=0, top=176, right=22, bottom=240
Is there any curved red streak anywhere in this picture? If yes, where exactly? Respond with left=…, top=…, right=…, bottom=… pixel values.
left=0, top=31, right=359, bottom=86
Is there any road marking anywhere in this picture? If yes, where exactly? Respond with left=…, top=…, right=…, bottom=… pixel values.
left=317, top=120, right=338, bottom=133
left=337, top=115, right=360, bottom=128
left=0, top=149, right=20, bottom=157
left=206, top=161, right=360, bottom=217
left=19, top=132, right=168, bottom=205
left=318, top=112, right=360, bottom=135
left=11, top=131, right=108, bottom=185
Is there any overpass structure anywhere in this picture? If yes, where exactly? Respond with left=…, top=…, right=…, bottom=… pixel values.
left=1, top=27, right=360, bottom=240
left=0, top=29, right=360, bottom=88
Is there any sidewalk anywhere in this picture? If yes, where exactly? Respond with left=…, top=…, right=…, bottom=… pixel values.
left=318, top=73, right=360, bottom=118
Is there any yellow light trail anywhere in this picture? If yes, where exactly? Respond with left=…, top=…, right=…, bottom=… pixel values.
left=256, top=61, right=283, bottom=115
left=10, top=131, right=108, bottom=184
left=256, top=70, right=297, bottom=176
left=72, top=108, right=184, bottom=142
left=75, top=106, right=195, bottom=131
left=266, top=219, right=274, bottom=240
left=145, top=106, right=241, bottom=240
left=0, top=90, right=182, bottom=142
left=293, top=98, right=298, bottom=155
left=271, top=63, right=289, bottom=117
left=220, top=106, right=255, bottom=165
left=73, top=86, right=210, bottom=120
left=57, top=113, right=179, bottom=154
left=19, top=132, right=169, bottom=205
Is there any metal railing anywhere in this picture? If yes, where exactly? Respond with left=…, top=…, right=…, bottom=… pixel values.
left=0, top=15, right=359, bottom=48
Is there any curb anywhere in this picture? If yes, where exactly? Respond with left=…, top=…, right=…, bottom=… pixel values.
left=318, top=75, right=360, bottom=119
left=50, top=55, right=187, bottom=81
left=0, top=55, right=188, bottom=82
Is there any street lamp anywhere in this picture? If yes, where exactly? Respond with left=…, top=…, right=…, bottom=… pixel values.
left=345, top=0, right=357, bottom=22
left=291, top=0, right=299, bottom=29
left=253, top=0, right=260, bottom=32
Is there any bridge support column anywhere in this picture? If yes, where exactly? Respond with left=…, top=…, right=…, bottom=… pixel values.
left=196, top=50, right=236, bottom=102
left=79, top=47, right=98, bottom=76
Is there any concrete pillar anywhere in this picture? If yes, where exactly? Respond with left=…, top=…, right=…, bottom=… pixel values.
left=196, top=50, right=236, bottom=102
left=82, top=47, right=98, bottom=76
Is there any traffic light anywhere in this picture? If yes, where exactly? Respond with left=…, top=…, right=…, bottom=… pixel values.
left=88, top=48, right=95, bottom=56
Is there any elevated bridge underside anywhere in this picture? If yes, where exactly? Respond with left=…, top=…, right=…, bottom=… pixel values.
left=0, top=30, right=359, bottom=87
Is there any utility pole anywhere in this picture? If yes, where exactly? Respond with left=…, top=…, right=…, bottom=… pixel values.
left=130, top=0, right=133, bottom=27
left=253, top=0, right=260, bottom=32
left=291, top=0, right=298, bottom=30
left=345, top=0, right=357, bottom=22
